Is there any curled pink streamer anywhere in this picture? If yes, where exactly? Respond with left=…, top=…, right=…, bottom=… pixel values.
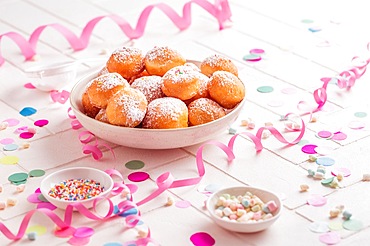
left=0, top=0, right=231, bottom=66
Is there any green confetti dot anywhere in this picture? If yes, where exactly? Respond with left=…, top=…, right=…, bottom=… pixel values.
left=243, top=53, right=261, bottom=61
left=125, top=160, right=145, bottom=170
left=321, top=177, right=334, bottom=186
left=301, top=19, right=314, bottom=24
left=343, top=219, right=363, bottom=231
left=29, top=169, right=45, bottom=177
left=257, top=86, right=274, bottom=93
left=354, top=112, right=367, bottom=118
left=8, top=172, right=28, bottom=183
left=38, top=194, right=49, bottom=202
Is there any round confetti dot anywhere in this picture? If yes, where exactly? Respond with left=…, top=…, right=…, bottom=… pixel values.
left=190, top=232, right=215, bottom=246
left=127, top=172, right=150, bottom=182
left=328, top=221, right=343, bottom=231
left=267, top=100, right=284, bottom=107
left=354, top=112, right=367, bottom=118
left=26, top=225, right=47, bottom=236
left=34, top=119, right=49, bottom=127
left=257, top=86, right=274, bottom=93
left=103, top=243, right=122, bottom=246
left=321, top=177, right=334, bottom=186
left=68, top=236, right=90, bottom=245
left=0, top=138, right=14, bottom=145
left=125, top=160, right=145, bottom=170
left=73, top=227, right=94, bottom=238
left=307, top=194, right=327, bottom=206
left=243, top=53, right=262, bottom=62
left=301, top=144, right=317, bottom=154
left=316, top=157, right=335, bottom=166
left=0, top=156, right=19, bottom=165
left=20, top=107, right=37, bottom=116
left=175, top=200, right=192, bottom=208
left=343, top=219, right=363, bottom=231
left=308, top=221, right=329, bottom=233
left=24, top=82, right=36, bottom=89
left=38, top=194, right=49, bottom=202
left=249, top=48, right=265, bottom=54
left=2, top=118, right=20, bottom=127
left=332, top=132, right=347, bottom=141
left=8, top=172, right=28, bottom=183
left=308, top=26, right=322, bottom=32
left=301, top=19, right=314, bottom=24
left=281, top=87, right=297, bottom=94
left=317, top=130, right=332, bottom=138
left=319, top=232, right=341, bottom=245
left=331, top=167, right=351, bottom=177
left=20, top=132, right=35, bottom=139
left=3, top=144, right=18, bottom=151
left=348, top=120, right=365, bottom=130
left=27, top=193, right=43, bottom=203
left=29, top=169, right=46, bottom=177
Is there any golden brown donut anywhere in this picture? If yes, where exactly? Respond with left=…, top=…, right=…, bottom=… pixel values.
left=142, top=97, right=188, bottom=129
left=183, top=72, right=210, bottom=105
left=144, top=46, right=186, bottom=76
left=82, top=91, right=100, bottom=118
left=208, top=71, right=245, bottom=109
left=161, top=65, right=200, bottom=100
left=131, top=75, right=165, bottom=103
left=188, top=98, right=226, bottom=126
left=106, top=88, right=148, bottom=127
left=106, top=47, right=145, bottom=80
left=85, top=72, right=129, bottom=109
left=200, top=54, right=238, bottom=77
left=95, top=108, right=109, bottom=123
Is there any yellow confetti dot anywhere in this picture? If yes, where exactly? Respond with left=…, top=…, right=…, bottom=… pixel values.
left=0, top=156, right=19, bottom=165
left=26, top=225, right=47, bottom=236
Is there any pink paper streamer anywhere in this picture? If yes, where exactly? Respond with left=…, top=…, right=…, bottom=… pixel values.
left=0, top=0, right=231, bottom=66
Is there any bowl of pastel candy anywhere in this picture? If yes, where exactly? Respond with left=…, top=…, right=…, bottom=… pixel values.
left=40, top=167, right=114, bottom=210
left=206, top=186, right=282, bottom=233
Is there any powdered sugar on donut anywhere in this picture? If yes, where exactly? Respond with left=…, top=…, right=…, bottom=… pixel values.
left=112, top=47, right=143, bottom=63
left=131, top=76, right=165, bottom=103
left=163, top=65, right=199, bottom=85
left=87, top=73, right=128, bottom=92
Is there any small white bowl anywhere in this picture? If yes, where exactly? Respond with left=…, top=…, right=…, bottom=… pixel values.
left=206, top=186, right=282, bottom=233
left=40, top=167, right=114, bottom=210
left=69, top=67, right=245, bottom=149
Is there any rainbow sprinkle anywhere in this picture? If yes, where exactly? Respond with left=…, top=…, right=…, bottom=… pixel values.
left=48, top=178, right=104, bottom=201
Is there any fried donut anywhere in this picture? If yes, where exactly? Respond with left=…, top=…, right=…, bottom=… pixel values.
left=106, top=88, right=148, bottom=127
left=144, top=46, right=186, bottom=76
left=106, top=47, right=145, bottom=80
left=142, top=97, right=188, bottom=129
left=95, top=108, right=109, bottom=123
left=200, top=54, right=238, bottom=77
left=86, top=72, right=129, bottom=109
left=161, top=65, right=200, bottom=100
left=208, top=71, right=245, bottom=109
left=188, top=98, right=226, bottom=126
left=183, top=72, right=210, bottom=105
left=131, top=75, right=165, bottom=103
left=82, top=91, right=100, bottom=118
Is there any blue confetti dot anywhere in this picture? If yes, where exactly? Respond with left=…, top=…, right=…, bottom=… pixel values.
left=20, top=107, right=37, bottom=116
left=3, top=144, right=18, bottom=151
left=316, top=157, right=335, bottom=166
left=103, top=243, right=123, bottom=246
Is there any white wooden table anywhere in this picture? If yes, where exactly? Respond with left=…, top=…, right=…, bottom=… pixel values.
left=1, top=0, right=370, bottom=245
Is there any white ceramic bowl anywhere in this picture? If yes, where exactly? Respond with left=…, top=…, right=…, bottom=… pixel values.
left=206, top=186, right=282, bottom=233
left=69, top=68, right=245, bottom=149
left=40, top=167, right=114, bottom=210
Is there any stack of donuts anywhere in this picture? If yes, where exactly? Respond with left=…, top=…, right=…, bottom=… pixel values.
left=82, top=46, right=245, bottom=129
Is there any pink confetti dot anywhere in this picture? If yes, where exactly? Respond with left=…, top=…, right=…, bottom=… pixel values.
left=307, top=194, right=327, bottom=206
left=24, top=82, right=36, bottom=89
left=249, top=48, right=265, bottom=54
left=175, top=200, right=192, bottom=208
left=319, top=232, right=341, bottom=245
left=317, top=130, right=332, bottom=138
left=127, top=171, right=150, bottom=182
left=332, top=131, right=347, bottom=141
left=0, top=138, right=14, bottom=145
left=73, top=227, right=94, bottom=238
left=2, top=118, right=20, bottom=127
left=348, top=120, right=365, bottom=130
left=331, top=167, right=351, bottom=177
left=68, top=236, right=90, bottom=246
left=301, top=144, right=317, bottom=154
left=281, top=87, right=297, bottom=94
left=190, top=232, right=215, bottom=246
left=34, top=119, right=49, bottom=127
left=19, top=132, right=35, bottom=139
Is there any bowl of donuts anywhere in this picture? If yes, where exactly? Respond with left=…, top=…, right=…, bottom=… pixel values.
left=70, top=46, right=246, bottom=149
